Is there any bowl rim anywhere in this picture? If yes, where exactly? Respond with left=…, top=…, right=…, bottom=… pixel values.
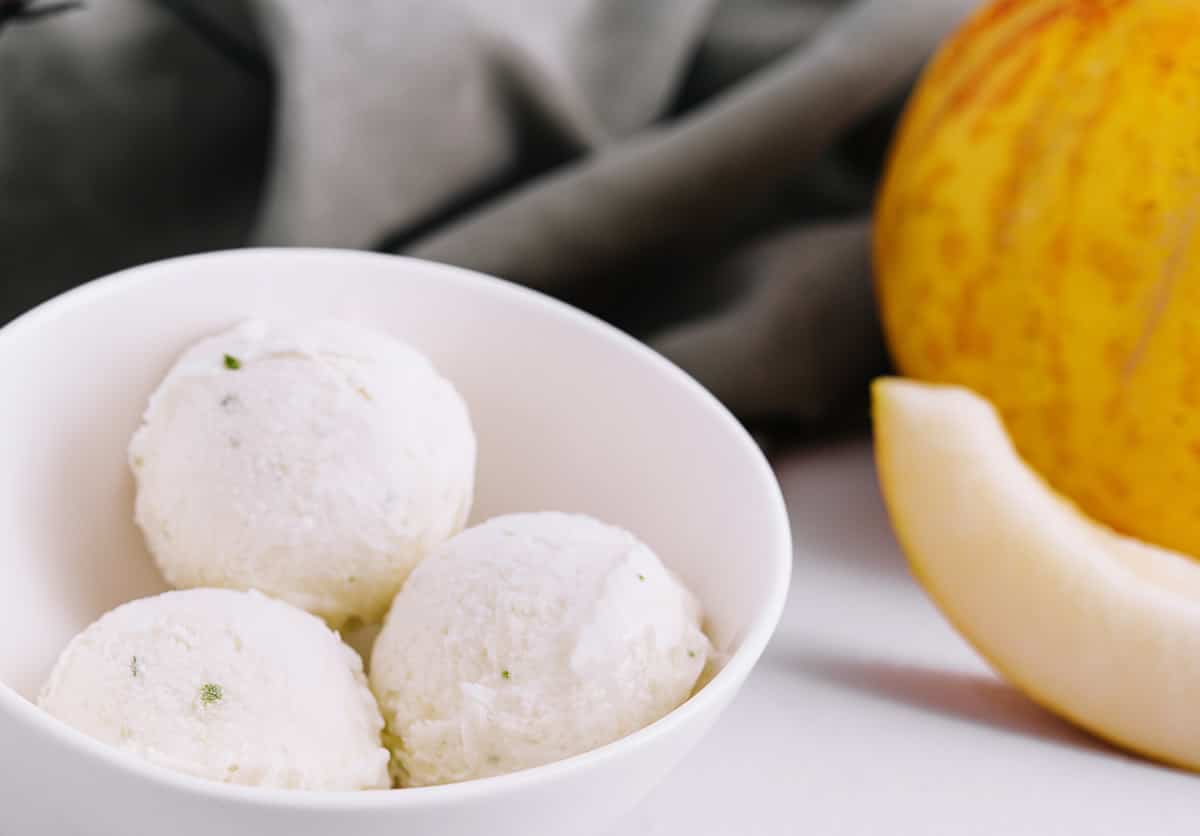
left=0, top=248, right=793, bottom=810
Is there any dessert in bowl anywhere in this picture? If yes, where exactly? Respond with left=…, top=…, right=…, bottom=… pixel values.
left=0, top=249, right=791, bottom=836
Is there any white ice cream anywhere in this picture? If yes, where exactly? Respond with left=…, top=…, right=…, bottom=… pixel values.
left=129, top=319, right=476, bottom=628
left=370, top=512, right=710, bottom=786
left=38, top=588, right=391, bottom=790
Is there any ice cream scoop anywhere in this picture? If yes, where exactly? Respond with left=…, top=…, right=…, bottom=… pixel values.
left=370, top=512, right=710, bottom=786
left=38, top=588, right=391, bottom=790
left=129, top=319, right=476, bottom=628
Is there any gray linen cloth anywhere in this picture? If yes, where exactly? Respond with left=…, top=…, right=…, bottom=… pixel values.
left=0, top=0, right=979, bottom=428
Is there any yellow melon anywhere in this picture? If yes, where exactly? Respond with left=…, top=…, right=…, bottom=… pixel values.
left=875, top=0, right=1200, bottom=556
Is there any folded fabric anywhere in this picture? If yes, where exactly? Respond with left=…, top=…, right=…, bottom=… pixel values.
left=0, top=0, right=980, bottom=428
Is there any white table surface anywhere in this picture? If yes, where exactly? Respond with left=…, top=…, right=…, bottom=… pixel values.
left=606, top=437, right=1198, bottom=836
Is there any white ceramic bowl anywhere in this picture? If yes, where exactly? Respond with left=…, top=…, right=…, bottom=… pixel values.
left=0, top=250, right=791, bottom=836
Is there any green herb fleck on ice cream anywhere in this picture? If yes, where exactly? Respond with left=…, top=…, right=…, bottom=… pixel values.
left=223, top=354, right=242, bottom=370
left=501, top=669, right=511, bottom=680
left=199, top=683, right=224, bottom=705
